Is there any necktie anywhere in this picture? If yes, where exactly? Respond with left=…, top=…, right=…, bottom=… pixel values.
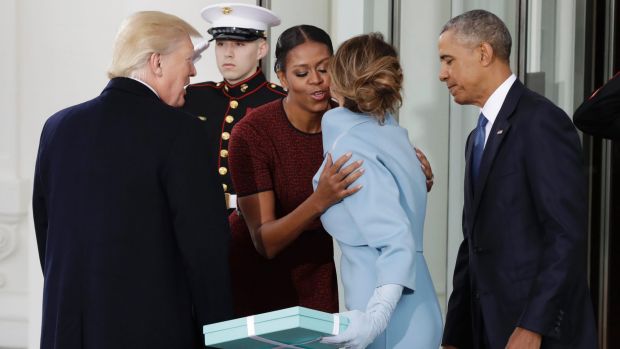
left=471, top=112, right=488, bottom=182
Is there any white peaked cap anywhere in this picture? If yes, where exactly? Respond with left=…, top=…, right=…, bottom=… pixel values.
left=201, top=3, right=281, bottom=32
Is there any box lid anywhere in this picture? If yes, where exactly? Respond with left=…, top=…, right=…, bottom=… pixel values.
left=203, top=306, right=347, bottom=334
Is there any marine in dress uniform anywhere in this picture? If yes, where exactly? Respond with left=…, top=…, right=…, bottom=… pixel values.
left=183, top=3, right=285, bottom=209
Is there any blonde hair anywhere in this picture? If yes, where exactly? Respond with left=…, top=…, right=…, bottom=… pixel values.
left=107, top=11, right=201, bottom=79
left=328, top=33, right=402, bottom=122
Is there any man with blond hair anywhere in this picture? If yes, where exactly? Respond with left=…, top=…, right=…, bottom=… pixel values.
left=33, top=11, right=232, bottom=349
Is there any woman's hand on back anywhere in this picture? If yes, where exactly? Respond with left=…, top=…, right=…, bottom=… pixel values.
left=312, top=152, right=364, bottom=213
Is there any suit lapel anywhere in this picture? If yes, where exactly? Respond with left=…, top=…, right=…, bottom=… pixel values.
left=463, top=130, right=476, bottom=237
left=470, top=81, right=525, bottom=227
left=464, top=131, right=475, bottom=200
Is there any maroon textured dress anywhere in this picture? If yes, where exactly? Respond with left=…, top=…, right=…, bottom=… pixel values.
left=228, top=98, right=338, bottom=316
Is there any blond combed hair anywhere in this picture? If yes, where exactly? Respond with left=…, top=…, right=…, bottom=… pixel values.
left=107, top=11, right=201, bottom=79
left=328, top=33, right=403, bottom=122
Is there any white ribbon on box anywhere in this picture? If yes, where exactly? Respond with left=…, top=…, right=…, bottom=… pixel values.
left=246, top=314, right=341, bottom=348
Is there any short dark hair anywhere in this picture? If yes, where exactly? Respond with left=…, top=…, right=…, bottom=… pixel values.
left=441, top=9, right=512, bottom=62
left=274, top=25, right=333, bottom=73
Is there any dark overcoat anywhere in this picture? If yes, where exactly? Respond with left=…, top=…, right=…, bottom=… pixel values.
left=33, top=77, right=233, bottom=349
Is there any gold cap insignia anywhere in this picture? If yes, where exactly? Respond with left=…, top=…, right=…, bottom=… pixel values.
left=222, top=7, right=232, bottom=15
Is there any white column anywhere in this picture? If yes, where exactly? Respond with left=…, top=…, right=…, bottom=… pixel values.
left=266, top=0, right=331, bottom=83
left=555, top=0, right=576, bottom=114
left=330, top=0, right=365, bottom=47
left=528, top=0, right=542, bottom=72
left=0, top=0, right=18, bottom=179
left=0, top=0, right=33, bottom=348
left=399, top=0, right=452, bottom=314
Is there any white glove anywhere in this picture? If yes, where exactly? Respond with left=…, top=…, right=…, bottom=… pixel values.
left=321, top=284, right=403, bottom=349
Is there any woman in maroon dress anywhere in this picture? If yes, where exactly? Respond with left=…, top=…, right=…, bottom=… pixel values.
left=227, top=25, right=363, bottom=316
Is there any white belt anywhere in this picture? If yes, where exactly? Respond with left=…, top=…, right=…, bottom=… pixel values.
left=225, top=193, right=237, bottom=209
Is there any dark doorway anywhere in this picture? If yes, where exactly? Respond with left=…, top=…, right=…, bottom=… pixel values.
left=582, top=1, right=619, bottom=348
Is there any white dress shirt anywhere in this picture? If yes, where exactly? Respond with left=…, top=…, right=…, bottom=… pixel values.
left=129, top=77, right=160, bottom=98
left=481, top=74, right=517, bottom=146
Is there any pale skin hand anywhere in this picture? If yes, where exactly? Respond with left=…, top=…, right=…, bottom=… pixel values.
left=506, top=327, right=542, bottom=349
left=442, top=327, right=542, bottom=349
left=238, top=152, right=363, bottom=259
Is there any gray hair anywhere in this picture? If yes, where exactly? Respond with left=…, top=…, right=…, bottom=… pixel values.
left=441, top=9, right=512, bottom=62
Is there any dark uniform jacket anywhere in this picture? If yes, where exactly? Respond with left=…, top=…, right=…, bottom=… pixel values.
left=33, top=77, right=233, bottom=349
left=573, top=71, right=620, bottom=140
left=183, top=70, right=286, bottom=198
left=442, top=80, right=597, bottom=349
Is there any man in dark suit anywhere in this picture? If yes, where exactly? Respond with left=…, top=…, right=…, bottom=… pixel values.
left=32, top=11, right=233, bottom=349
left=574, top=71, right=620, bottom=140
left=438, top=10, right=597, bottom=349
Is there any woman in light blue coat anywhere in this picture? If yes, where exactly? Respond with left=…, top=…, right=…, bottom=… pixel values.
left=314, top=33, right=442, bottom=349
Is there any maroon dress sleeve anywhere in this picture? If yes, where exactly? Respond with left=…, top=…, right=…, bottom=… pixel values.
left=229, top=121, right=273, bottom=196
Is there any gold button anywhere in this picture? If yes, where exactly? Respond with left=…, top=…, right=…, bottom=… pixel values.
left=216, top=82, right=222, bottom=87
left=240, top=84, right=248, bottom=92
left=219, top=167, right=228, bottom=175
left=220, top=149, right=229, bottom=158
left=221, top=132, right=230, bottom=140
left=222, top=183, right=228, bottom=192
left=224, top=85, right=229, bottom=92
left=230, top=100, right=239, bottom=109
left=225, top=115, right=234, bottom=123
left=270, top=83, right=276, bottom=88
left=197, top=115, right=207, bottom=121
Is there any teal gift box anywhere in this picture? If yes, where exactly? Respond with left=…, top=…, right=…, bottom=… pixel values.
left=203, top=306, right=349, bottom=348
